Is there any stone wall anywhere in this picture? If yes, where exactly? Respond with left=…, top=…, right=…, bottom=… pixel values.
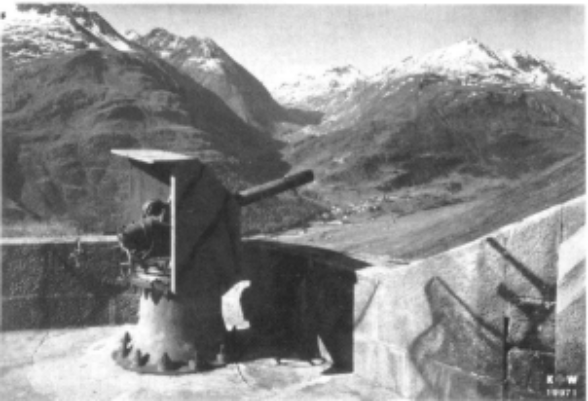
left=0, top=236, right=138, bottom=330
left=1, top=196, right=584, bottom=400
left=349, top=196, right=585, bottom=399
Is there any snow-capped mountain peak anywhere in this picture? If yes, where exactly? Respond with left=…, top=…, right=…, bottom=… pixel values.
left=273, top=37, right=583, bottom=127
left=499, top=48, right=560, bottom=75
left=130, top=27, right=293, bottom=129
left=124, top=29, right=141, bottom=42
left=133, top=27, right=228, bottom=62
left=3, top=3, right=137, bottom=65
left=273, top=64, right=366, bottom=107
left=499, top=48, right=575, bottom=79
left=430, top=38, right=504, bottom=67
left=382, top=38, right=514, bottom=81
left=369, top=38, right=583, bottom=94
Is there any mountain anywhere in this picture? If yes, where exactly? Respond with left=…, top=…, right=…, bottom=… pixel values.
left=274, top=39, right=583, bottom=121
left=123, top=29, right=141, bottom=42
left=273, top=65, right=367, bottom=112
left=3, top=6, right=584, bottom=237
left=271, top=65, right=366, bottom=139
left=281, top=39, right=584, bottom=207
left=498, top=48, right=583, bottom=96
left=129, top=28, right=316, bottom=131
left=2, top=4, right=292, bottom=233
left=3, top=3, right=140, bottom=64
left=375, top=38, right=583, bottom=97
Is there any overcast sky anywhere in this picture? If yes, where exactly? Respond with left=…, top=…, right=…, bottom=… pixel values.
left=90, top=3, right=585, bottom=87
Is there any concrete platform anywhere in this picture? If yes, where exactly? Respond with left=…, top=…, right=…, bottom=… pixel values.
left=0, top=326, right=403, bottom=401
left=1, top=196, right=584, bottom=400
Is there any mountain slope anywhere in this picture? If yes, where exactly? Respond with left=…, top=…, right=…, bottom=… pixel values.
left=2, top=4, right=291, bottom=233
left=130, top=28, right=317, bottom=131
left=274, top=39, right=583, bottom=135
left=275, top=151, right=585, bottom=261
left=279, top=39, right=584, bottom=207
left=271, top=65, right=366, bottom=139
left=273, top=65, right=367, bottom=112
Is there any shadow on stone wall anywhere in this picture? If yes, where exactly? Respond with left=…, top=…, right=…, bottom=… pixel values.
left=237, top=240, right=367, bottom=374
left=487, top=237, right=556, bottom=301
left=409, top=277, right=504, bottom=400
left=409, top=237, right=564, bottom=400
left=487, top=237, right=560, bottom=399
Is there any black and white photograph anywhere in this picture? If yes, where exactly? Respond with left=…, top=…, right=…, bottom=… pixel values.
left=0, top=2, right=585, bottom=400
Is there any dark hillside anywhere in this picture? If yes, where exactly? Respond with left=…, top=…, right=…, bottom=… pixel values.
left=2, top=48, right=290, bottom=233
left=276, top=152, right=584, bottom=260
left=288, top=78, right=584, bottom=205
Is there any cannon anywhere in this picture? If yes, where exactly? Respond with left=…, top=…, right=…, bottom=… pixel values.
left=235, top=170, right=314, bottom=206
left=111, top=149, right=313, bottom=374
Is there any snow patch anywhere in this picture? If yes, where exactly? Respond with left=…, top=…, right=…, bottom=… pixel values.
left=4, top=4, right=136, bottom=64
left=124, top=29, right=141, bottom=42
left=273, top=65, right=366, bottom=107
left=77, top=17, right=134, bottom=52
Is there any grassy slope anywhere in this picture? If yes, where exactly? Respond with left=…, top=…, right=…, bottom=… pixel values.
left=288, top=81, right=584, bottom=191
left=2, top=49, right=295, bottom=233
left=278, top=77, right=585, bottom=253
left=273, top=153, right=584, bottom=260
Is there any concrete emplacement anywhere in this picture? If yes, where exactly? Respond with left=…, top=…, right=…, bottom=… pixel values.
left=111, top=149, right=314, bottom=374
left=0, top=195, right=584, bottom=400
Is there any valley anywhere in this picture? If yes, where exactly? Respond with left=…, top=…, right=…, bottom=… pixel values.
left=268, top=152, right=584, bottom=260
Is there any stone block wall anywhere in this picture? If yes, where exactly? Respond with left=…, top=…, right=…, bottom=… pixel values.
left=1, top=236, right=138, bottom=330
left=350, top=196, right=585, bottom=399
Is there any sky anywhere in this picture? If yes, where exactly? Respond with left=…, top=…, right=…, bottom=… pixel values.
left=86, top=3, right=584, bottom=88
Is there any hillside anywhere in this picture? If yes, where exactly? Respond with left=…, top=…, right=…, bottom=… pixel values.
left=2, top=4, right=301, bottom=234
left=273, top=65, right=366, bottom=116
left=4, top=47, right=295, bottom=230
left=272, top=152, right=585, bottom=260
left=277, top=39, right=584, bottom=212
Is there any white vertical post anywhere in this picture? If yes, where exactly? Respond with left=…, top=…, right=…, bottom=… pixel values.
left=170, top=174, right=177, bottom=294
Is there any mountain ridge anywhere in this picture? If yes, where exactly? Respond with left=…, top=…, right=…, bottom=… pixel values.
left=130, top=27, right=316, bottom=130
left=274, top=38, right=583, bottom=115
left=3, top=3, right=141, bottom=65
left=278, top=38, right=584, bottom=211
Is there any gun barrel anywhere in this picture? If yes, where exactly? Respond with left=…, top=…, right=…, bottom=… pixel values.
left=235, top=170, right=314, bottom=206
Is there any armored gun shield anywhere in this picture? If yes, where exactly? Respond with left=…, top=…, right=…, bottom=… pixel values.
left=112, top=149, right=241, bottom=296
